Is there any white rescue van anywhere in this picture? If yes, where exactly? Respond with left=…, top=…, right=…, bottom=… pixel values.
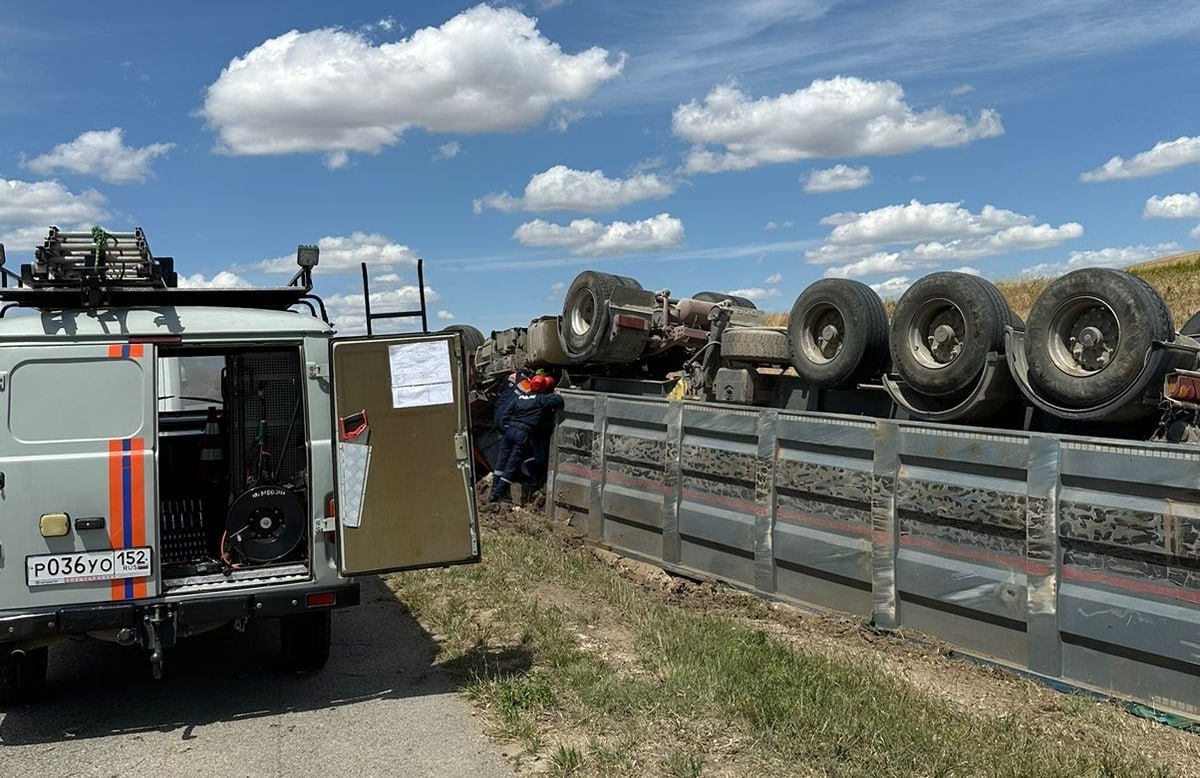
left=0, top=227, right=480, bottom=703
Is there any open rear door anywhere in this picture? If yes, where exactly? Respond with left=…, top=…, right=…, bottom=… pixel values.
left=331, top=331, right=479, bottom=575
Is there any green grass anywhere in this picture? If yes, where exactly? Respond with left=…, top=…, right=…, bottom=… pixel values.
left=386, top=517, right=1177, bottom=777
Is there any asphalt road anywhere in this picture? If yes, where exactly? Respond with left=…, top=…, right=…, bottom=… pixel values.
left=0, top=577, right=516, bottom=778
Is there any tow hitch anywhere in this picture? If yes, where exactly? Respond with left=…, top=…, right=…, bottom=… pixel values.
left=140, top=604, right=177, bottom=679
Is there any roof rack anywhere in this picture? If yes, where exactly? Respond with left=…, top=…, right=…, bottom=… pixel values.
left=0, top=226, right=328, bottom=321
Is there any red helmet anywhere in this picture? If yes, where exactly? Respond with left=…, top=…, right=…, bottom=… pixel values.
left=529, top=374, right=555, bottom=392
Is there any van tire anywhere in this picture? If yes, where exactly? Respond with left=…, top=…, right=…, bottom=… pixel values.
left=280, top=611, right=332, bottom=673
left=0, top=646, right=48, bottom=706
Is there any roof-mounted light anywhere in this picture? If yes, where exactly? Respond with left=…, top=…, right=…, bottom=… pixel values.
left=297, top=244, right=320, bottom=268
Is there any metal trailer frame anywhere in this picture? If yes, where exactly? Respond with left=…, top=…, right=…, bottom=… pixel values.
left=549, top=389, right=1200, bottom=722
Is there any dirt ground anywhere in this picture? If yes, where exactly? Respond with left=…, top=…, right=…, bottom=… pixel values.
left=479, top=491, right=1200, bottom=776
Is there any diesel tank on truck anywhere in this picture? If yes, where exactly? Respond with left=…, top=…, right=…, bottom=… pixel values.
left=0, top=226, right=480, bottom=703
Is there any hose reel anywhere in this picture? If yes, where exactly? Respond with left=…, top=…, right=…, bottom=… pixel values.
left=224, top=485, right=306, bottom=564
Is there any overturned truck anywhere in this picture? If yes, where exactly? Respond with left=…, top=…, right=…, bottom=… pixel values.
left=476, top=265, right=1200, bottom=439
left=484, top=264, right=1200, bottom=721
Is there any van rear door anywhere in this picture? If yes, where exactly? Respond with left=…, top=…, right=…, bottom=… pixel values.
left=330, top=332, right=480, bottom=575
left=0, top=343, right=158, bottom=609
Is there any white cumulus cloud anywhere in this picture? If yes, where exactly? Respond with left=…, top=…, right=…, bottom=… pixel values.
left=250, top=232, right=418, bottom=274
left=0, top=176, right=111, bottom=250
left=23, top=128, right=173, bottom=184
left=323, top=283, right=440, bottom=335
left=436, top=309, right=455, bottom=320
left=726, top=287, right=780, bottom=302
left=475, top=165, right=676, bottom=213
left=869, top=276, right=913, bottom=298
left=200, top=5, right=625, bottom=161
left=434, top=142, right=461, bottom=161
left=1144, top=192, right=1200, bottom=219
left=764, top=272, right=783, bottom=284
left=763, top=220, right=793, bottom=230
left=804, top=164, right=872, bottom=193
left=177, top=270, right=252, bottom=288
left=673, top=77, right=1002, bottom=174
left=806, top=200, right=1082, bottom=279
left=1081, top=135, right=1200, bottom=182
left=1020, top=242, right=1181, bottom=278
left=513, top=213, right=683, bottom=256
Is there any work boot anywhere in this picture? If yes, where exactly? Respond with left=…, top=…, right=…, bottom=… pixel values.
left=489, top=479, right=512, bottom=504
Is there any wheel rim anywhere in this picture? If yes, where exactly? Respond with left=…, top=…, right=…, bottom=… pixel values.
left=799, top=302, right=845, bottom=364
left=1046, top=296, right=1120, bottom=376
left=568, top=289, right=597, bottom=338
left=906, top=297, right=967, bottom=370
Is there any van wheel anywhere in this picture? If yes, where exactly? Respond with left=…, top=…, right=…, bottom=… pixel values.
left=280, top=611, right=332, bottom=673
left=0, top=646, right=48, bottom=706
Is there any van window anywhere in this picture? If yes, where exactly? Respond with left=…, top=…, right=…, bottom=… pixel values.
left=10, top=358, right=145, bottom=443
left=159, top=355, right=224, bottom=412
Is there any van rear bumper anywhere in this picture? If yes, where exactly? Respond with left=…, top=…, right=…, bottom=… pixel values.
left=0, top=582, right=360, bottom=645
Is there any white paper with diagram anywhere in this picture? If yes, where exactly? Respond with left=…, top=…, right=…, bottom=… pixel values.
left=388, top=340, right=454, bottom=408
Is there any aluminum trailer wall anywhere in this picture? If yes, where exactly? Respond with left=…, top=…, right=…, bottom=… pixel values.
left=549, top=390, right=1200, bottom=719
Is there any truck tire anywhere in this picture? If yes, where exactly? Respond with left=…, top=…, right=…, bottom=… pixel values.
left=0, top=646, right=48, bottom=706
left=789, top=279, right=888, bottom=388
left=1026, top=268, right=1172, bottom=407
left=613, top=275, right=643, bottom=290
left=561, top=270, right=626, bottom=361
left=441, top=324, right=484, bottom=353
left=890, top=272, right=1018, bottom=397
left=1181, top=309, right=1200, bottom=336
left=693, top=291, right=758, bottom=309
left=720, top=327, right=791, bottom=364
left=280, top=610, right=332, bottom=673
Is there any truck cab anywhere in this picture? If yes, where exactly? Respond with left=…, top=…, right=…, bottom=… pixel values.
left=0, top=227, right=480, bottom=702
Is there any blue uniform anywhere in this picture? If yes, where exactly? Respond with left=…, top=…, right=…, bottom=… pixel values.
left=489, top=387, right=564, bottom=502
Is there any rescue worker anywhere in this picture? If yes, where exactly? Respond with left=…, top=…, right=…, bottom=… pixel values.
left=489, top=373, right=563, bottom=503
left=492, top=367, right=537, bottom=428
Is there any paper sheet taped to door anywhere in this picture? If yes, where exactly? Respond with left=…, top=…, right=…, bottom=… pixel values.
left=388, top=340, right=454, bottom=408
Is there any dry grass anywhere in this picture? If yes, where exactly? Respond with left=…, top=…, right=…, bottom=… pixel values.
left=385, top=506, right=1195, bottom=777
left=765, top=250, right=1200, bottom=327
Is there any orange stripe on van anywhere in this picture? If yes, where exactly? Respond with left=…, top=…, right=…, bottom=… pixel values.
left=107, top=344, right=123, bottom=359
left=130, top=438, right=147, bottom=598
left=109, top=439, right=125, bottom=601
left=129, top=344, right=144, bottom=359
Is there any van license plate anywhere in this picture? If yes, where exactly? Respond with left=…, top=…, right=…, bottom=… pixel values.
left=26, top=547, right=152, bottom=587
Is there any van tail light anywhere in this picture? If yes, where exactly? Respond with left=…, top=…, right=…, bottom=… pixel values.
left=306, top=592, right=336, bottom=607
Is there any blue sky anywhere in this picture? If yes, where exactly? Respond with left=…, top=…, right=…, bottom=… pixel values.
left=2, top=1, right=1200, bottom=333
